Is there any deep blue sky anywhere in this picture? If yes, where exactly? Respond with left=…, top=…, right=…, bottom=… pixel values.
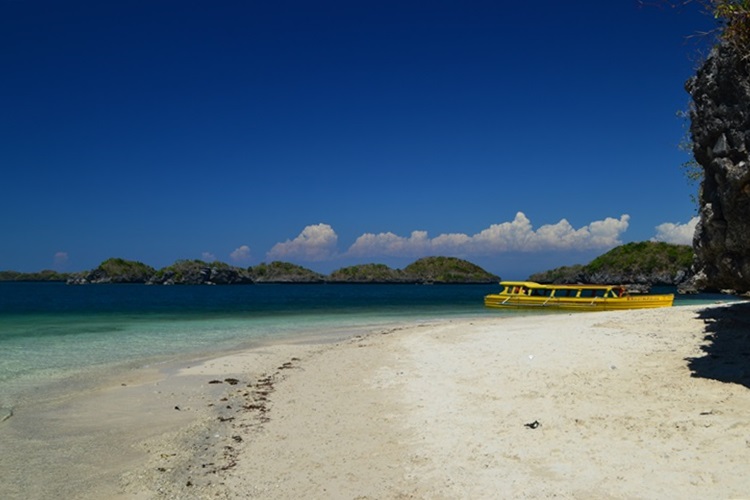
left=1, top=1, right=716, bottom=278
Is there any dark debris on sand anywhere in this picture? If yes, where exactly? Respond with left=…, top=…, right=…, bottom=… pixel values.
left=148, top=356, right=304, bottom=495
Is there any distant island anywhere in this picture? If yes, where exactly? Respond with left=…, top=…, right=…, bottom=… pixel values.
left=4, top=256, right=500, bottom=285
left=529, top=242, right=694, bottom=289
left=0, top=242, right=695, bottom=288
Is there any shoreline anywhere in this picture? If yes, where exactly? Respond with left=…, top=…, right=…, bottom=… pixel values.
left=0, top=333, right=341, bottom=500
left=3, top=304, right=750, bottom=498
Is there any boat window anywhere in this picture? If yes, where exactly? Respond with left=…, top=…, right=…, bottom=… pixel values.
left=580, top=289, right=607, bottom=298
left=553, top=289, right=577, bottom=297
left=529, top=288, right=551, bottom=297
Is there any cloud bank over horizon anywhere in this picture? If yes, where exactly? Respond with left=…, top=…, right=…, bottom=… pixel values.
left=267, top=212, right=631, bottom=263
left=41, top=214, right=699, bottom=274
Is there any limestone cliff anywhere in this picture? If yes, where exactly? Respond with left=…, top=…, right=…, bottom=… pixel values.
left=686, top=42, right=750, bottom=292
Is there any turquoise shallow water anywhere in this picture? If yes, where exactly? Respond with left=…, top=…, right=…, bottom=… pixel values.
left=0, top=283, right=502, bottom=405
left=0, top=282, right=734, bottom=407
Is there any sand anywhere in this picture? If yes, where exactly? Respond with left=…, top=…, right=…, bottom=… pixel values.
left=3, top=303, right=750, bottom=499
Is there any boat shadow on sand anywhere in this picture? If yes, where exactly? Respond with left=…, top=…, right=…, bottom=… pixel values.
left=686, top=301, right=750, bottom=390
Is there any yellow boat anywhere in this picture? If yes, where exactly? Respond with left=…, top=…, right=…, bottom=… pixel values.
left=484, top=281, right=674, bottom=311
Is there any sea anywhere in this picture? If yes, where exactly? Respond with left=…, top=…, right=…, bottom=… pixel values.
left=0, top=282, right=734, bottom=410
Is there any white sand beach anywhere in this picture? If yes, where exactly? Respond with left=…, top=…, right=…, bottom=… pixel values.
left=3, top=303, right=750, bottom=499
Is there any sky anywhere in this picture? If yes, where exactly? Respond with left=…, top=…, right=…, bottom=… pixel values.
left=1, top=1, right=718, bottom=278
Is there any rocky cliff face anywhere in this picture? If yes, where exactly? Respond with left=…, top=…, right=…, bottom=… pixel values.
left=686, top=42, right=750, bottom=293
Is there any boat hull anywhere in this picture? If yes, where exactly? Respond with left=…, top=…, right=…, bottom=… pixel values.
left=484, top=293, right=674, bottom=311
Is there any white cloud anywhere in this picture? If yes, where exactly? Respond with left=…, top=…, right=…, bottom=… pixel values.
left=651, top=217, right=698, bottom=245
left=229, top=245, right=251, bottom=263
left=53, top=251, right=69, bottom=267
left=346, top=212, right=630, bottom=258
left=202, top=251, right=217, bottom=262
left=267, top=223, right=339, bottom=261
left=346, top=230, right=433, bottom=258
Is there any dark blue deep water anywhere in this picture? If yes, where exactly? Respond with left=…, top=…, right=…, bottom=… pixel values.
left=0, top=282, right=497, bottom=317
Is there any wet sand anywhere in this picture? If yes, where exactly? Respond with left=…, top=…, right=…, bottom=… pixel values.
left=3, top=304, right=750, bottom=499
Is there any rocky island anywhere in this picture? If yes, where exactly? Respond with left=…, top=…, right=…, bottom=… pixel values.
left=66, top=258, right=155, bottom=284
left=2, top=245, right=698, bottom=287
left=327, top=257, right=499, bottom=284
left=249, top=261, right=326, bottom=283
left=529, top=242, right=694, bottom=289
left=57, top=256, right=499, bottom=285
left=146, top=260, right=253, bottom=285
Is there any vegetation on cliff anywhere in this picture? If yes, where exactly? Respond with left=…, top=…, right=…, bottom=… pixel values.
left=529, top=242, right=694, bottom=286
left=711, top=0, right=750, bottom=53
left=668, top=1, right=750, bottom=51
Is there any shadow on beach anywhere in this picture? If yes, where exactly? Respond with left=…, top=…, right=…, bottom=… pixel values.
left=687, top=301, right=750, bottom=389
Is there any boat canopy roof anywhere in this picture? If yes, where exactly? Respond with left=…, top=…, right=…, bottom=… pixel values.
left=499, top=281, right=622, bottom=290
